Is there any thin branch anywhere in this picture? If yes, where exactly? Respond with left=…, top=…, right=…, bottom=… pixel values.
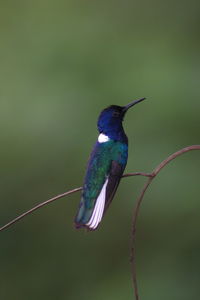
left=130, top=177, right=153, bottom=300
left=1, top=145, right=200, bottom=300
left=152, top=145, right=200, bottom=175
left=122, top=172, right=153, bottom=178
left=0, top=172, right=149, bottom=232
left=130, top=145, right=200, bottom=300
left=0, top=187, right=82, bottom=232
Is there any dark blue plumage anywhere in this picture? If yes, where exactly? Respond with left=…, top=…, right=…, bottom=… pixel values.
left=97, top=105, right=128, bottom=143
left=75, top=98, right=146, bottom=230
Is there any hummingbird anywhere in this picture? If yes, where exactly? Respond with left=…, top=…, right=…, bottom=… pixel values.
left=75, top=97, right=146, bottom=230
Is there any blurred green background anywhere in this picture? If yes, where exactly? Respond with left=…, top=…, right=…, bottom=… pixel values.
left=0, top=1, right=200, bottom=299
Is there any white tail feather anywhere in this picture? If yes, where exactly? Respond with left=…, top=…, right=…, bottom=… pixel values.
left=86, top=178, right=108, bottom=229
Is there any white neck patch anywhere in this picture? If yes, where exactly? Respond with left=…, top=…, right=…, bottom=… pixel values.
left=98, top=133, right=110, bottom=143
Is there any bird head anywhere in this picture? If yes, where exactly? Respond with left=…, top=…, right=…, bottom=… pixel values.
left=97, top=98, right=146, bottom=135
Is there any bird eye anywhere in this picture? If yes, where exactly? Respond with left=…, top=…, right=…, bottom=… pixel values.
left=113, top=111, right=120, bottom=117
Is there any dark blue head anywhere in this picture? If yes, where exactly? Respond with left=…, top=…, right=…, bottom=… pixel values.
left=97, top=98, right=146, bottom=141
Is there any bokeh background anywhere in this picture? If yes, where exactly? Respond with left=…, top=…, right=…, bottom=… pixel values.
left=0, top=1, right=200, bottom=299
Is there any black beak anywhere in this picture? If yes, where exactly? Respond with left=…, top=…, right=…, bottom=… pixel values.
left=122, top=97, right=146, bottom=113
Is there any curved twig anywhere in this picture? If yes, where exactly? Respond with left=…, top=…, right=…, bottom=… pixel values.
left=0, top=145, right=200, bottom=300
left=0, top=187, right=82, bottom=232
left=130, top=145, right=200, bottom=300
left=0, top=172, right=150, bottom=232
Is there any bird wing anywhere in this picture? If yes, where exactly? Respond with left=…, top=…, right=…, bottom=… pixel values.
left=75, top=141, right=128, bottom=230
left=104, top=160, right=124, bottom=213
